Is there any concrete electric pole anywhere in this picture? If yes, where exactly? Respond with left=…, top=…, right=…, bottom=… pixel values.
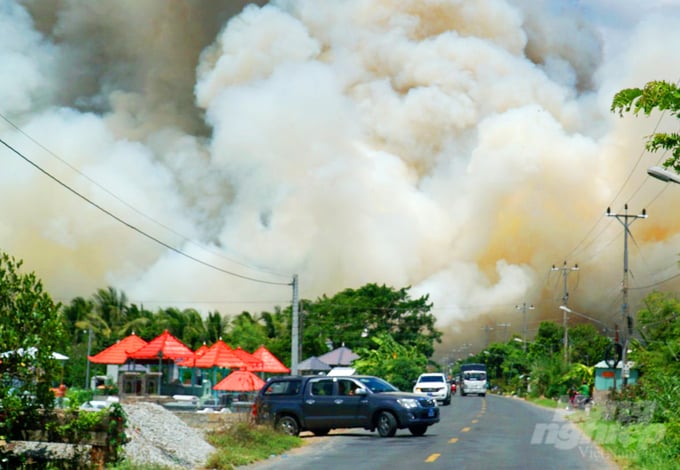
left=515, top=303, right=534, bottom=352
left=290, top=274, right=299, bottom=375
left=497, top=322, right=511, bottom=342
left=607, top=205, right=646, bottom=385
left=552, top=261, right=579, bottom=363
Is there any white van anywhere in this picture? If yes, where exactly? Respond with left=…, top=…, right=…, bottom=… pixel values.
left=460, top=363, right=488, bottom=397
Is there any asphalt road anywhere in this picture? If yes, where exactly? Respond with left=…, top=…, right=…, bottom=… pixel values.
left=238, top=393, right=620, bottom=470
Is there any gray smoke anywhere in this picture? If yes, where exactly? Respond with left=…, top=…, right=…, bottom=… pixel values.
left=2, top=0, right=680, bottom=354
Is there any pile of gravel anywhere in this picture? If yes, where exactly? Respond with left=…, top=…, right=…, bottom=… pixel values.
left=121, top=402, right=216, bottom=469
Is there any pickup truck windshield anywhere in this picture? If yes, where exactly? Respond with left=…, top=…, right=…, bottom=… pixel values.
left=356, top=376, right=399, bottom=393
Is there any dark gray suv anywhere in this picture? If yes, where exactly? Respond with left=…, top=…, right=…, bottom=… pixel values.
left=253, top=375, right=440, bottom=437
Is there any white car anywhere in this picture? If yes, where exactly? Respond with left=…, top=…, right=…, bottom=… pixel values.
left=413, top=373, right=451, bottom=405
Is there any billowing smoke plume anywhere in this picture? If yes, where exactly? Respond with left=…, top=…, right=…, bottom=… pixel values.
left=2, top=0, right=680, bottom=356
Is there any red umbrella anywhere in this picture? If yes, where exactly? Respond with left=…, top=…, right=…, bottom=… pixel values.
left=88, top=333, right=147, bottom=364
left=247, top=345, right=290, bottom=373
left=213, top=370, right=266, bottom=392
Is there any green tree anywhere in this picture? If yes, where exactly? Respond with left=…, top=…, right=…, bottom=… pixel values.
left=180, top=308, right=208, bottom=350
left=353, top=333, right=427, bottom=391
left=634, top=291, right=680, bottom=376
left=530, top=321, right=563, bottom=359
left=301, top=284, right=441, bottom=359
left=205, top=311, right=228, bottom=344
left=117, top=303, right=154, bottom=339
left=224, top=311, right=268, bottom=351
left=612, top=80, right=680, bottom=171
left=0, top=253, right=66, bottom=440
left=529, top=355, right=569, bottom=398
left=567, top=323, right=611, bottom=366
left=156, top=307, right=190, bottom=341
left=93, top=286, right=128, bottom=339
left=259, top=307, right=291, bottom=366
left=61, top=297, right=95, bottom=387
left=465, top=340, right=530, bottom=393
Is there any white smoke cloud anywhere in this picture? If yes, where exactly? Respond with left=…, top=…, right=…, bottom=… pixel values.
left=2, top=0, right=680, bottom=355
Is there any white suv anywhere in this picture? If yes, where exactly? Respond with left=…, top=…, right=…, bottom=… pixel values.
left=413, top=373, right=451, bottom=405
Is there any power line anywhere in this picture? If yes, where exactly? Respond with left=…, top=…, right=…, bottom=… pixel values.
left=0, top=136, right=290, bottom=287
left=0, top=112, right=290, bottom=279
left=629, top=271, right=680, bottom=290
left=563, top=88, right=676, bottom=274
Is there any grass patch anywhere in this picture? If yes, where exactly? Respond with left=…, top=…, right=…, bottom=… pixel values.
left=526, top=396, right=559, bottom=409
left=567, top=406, right=679, bottom=470
left=205, top=420, right=303, bottom=469
left=108, top=463, right=174, bottom=470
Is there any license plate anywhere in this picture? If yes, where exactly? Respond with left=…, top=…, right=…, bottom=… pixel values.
left=428, top=408, right=434, bottom=417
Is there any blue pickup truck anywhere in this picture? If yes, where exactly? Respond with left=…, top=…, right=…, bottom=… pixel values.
left=253, top=375, right=440, bottom=437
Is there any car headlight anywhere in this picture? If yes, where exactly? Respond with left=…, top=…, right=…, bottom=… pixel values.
left=397, top=398, right=419, bottom=409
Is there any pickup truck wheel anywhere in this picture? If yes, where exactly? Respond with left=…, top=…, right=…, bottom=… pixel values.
left=311, top=428, right=330, bottom=436
left=376, top=411, right=397, bottom=437
left=275, top=415, right=300, bottom=436
left=409, top=425, right=428, bottom=436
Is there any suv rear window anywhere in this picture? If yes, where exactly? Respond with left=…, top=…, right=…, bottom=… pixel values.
left=263, top=380, right=302, bottom=395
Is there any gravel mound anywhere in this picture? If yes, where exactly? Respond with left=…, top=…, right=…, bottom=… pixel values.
left=122, top=402, right=216, bottom=469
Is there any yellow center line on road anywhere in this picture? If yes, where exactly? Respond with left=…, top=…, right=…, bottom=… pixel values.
left=425, top=453, right=441, bottom=463
left=461, top=427, right=471, bottom=433
left=448, top=437, right=459, bottom=444
left=471, top=419, right=478, bottom=423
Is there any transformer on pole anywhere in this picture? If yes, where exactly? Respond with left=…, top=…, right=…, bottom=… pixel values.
left=606, top=205, right=646, bottom=386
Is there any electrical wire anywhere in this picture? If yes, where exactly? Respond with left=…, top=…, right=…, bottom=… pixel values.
left=0, top=111, right=290, bottom=280
left=0, top=136, right=290, bottom=287
left=563, top=93, right=672, bottom=265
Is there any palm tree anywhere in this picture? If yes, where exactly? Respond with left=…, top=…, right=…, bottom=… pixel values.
left=93, top=287, right=128, bottom=335
left=205, top=311, right=228, bottom=344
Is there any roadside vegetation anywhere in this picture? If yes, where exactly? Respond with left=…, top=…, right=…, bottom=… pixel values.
left=205, top=420, right=303, bottom=469
left=3, top=241, right=680, bottom=468
left=464, top=291, right=680, bottom=469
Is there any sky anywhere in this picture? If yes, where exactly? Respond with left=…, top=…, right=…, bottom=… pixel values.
left=2, top=0, right=680, bottom=358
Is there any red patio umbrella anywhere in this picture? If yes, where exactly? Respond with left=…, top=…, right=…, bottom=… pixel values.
left=247, top=345, right=290, bottom=373
left=88, top=332, right=147, bottom=364
left=213, top=370, right=266, bottom=392
left=128, top=330, right=194, bottom=361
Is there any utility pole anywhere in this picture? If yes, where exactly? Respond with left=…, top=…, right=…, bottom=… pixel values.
left=481, top=325, right=494, bottom=348
left=290, top=274, right=300, bottom=375
left=85, top=325, right=93, bottom=389
left=552, top=261, right=579, bottom=363
left=515, top=303, right=535, bottom=351
left=607, top=205, right=647, bottom=386
left=496, top=323, right=511, bottom=342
